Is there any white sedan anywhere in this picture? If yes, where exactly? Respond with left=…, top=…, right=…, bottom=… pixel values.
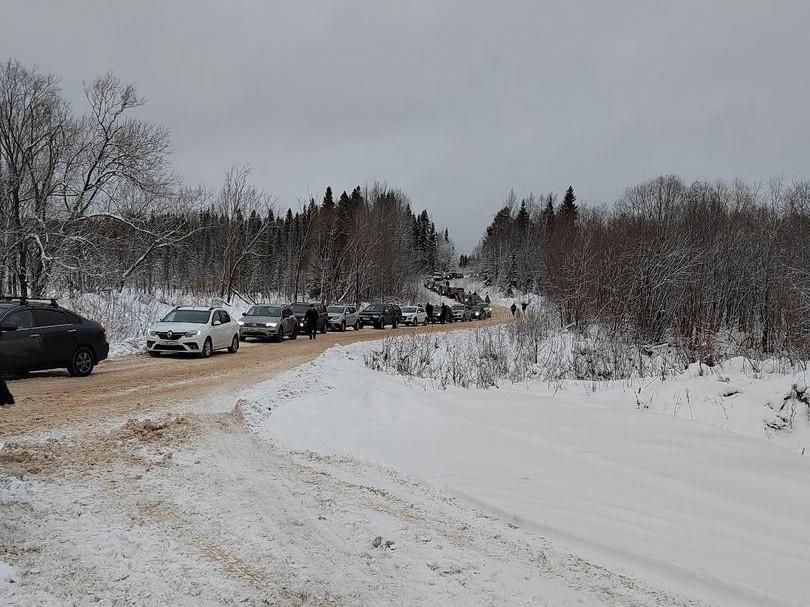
left=400, top=305, right=428, bottom=326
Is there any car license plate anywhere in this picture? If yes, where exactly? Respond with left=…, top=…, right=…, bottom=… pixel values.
left=159, top=340, right=178, bottom=345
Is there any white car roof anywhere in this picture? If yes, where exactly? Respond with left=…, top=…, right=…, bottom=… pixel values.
left=176, top=306, right=216, bottom=312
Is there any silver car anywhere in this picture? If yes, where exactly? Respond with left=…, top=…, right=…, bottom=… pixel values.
left=238, top=304, right=298, bottom=341
left=327, top=304, right=360, bottom=331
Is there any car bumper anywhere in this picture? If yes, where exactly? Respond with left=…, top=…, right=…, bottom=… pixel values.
left=146, top=337, right=203, bottom=353
left=358, top=317, right=382, bottom=327
left=239, top=326, right=279, bottom=338
left=97, top=341, right=110, bottom=362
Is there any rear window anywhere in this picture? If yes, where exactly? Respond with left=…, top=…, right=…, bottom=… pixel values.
left=402, top=307, right=416, bottom=313
left=161, top=309, right=210, bottom=323
left=290, top=303, right=310, bottom=314
left=452, top=304, right=464, bottom=310
left=366, top=304, right=384, bottom=312
left=247, top=305, right=282, bottom=317
left=328, top=306, right=345, bottom=314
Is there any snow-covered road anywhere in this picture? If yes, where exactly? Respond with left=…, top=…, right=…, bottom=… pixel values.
left=3, top=324, right=807, bottom=606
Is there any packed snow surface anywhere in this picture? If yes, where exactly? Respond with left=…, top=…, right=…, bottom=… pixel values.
left=241, top=337, right=810, bottom=607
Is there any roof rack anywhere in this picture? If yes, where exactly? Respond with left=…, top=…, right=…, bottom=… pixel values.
left=0, top=295, right=59, bottom=307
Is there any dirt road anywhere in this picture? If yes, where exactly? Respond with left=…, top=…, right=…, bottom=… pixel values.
left=0, top=308, right=508, bottom=438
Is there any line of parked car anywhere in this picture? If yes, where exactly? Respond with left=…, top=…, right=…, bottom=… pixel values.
left=0, top=288, right=495, bottom=377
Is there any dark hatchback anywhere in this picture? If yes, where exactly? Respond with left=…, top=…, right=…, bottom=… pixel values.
left=0, top=297, right=109, bottom=377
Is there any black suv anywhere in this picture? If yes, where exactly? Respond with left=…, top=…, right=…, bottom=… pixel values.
left=0, top=297, right=109, bottom=377
left=359, top=303, right=399, bottom=329
left=290, top=302, right=328, bottom=334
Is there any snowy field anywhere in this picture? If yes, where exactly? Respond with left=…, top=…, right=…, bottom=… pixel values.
left=240, top=332, right=810, bottom=607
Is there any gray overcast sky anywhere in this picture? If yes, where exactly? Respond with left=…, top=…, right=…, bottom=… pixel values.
left=2, top=1, right=809, bottom=251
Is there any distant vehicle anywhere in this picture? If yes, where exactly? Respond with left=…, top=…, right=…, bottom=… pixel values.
left=358, top=303, right=399, bottom=329
left=480, top=303, right=493, bottom=319
left=400, top=305, right=428, bottom=326
left=0, top=296, right=109, bottom=377
left=469, top=304, right=490, bottom=320
left=451, top=303, right=472, bottom=322
left=147, top=306, right=239, bottom=358
left=327, top=305, right=360, bottom=331
left=238, top=304, right=298, bottom=341
left=290, top=302, right=328, bottom=334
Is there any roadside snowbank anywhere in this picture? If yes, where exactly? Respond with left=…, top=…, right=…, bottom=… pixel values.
left=239, top=337, right=810, bottom=607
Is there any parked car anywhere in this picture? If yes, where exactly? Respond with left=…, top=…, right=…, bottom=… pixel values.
left=469, top=304, right=486, bottom=320
left=327, top=305, right=360, bottom=331
left=400, top=305, right=428, bottom=326
left=0, top=296, right=109, bottom=377
left=147, top=306, right=239, bottom=358
left=481, top=303, right=493, bottom=319
left=451, top=303, right=472, bottom=322
left=290, top=302, right=328, bottom=334
left=358, top=303, right=399, bottom=329
left=238, top=304, right=298, bottom=341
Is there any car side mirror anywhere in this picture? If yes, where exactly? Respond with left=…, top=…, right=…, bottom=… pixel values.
left=213, top=320, right=222, bottom=326
left=0, top=322, right=16, bottom=333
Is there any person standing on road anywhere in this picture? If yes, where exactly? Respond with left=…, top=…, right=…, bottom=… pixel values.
left=305, top=304, right=320, bottom=340
left=425, top=302, right=433, bottom=324
left=510, top=303, right=517, bottom=316
left=0, top=379, right=14, bottom=406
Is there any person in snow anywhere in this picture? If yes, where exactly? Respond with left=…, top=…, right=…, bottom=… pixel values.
left=521, top=301, right=529, bottom=312
left=441, top=303, right=450, bottom=324
left=0, top=379, right=13, bottom=406
left=425, top=302, right=434, bottom=323
left=304, top=304, right=320, bottom=340
left=510, top=302, right=517, bottom=316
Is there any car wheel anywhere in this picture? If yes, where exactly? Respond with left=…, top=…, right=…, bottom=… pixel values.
left=68, top=346, right=95, bottom=377
left=228, top=335, right=239, bottom=353
left=393, top=318, right=398, bottom=329
left=354, top=321, right=360, bottom=330
left=201, top=338, right=213, bottom=358
left=341, top=321, right=346, bottom=332
left=320, top=322, right=327, bottom=334
left=148, top=351, right=161, bottom=358
left=289, top=326, right=298, bottom=340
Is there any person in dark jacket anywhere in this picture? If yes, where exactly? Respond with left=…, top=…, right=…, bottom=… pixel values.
left=510, top=303, right=517, bottom=316
left=0, top=379, right=14, bottom=406
left=425, top=302, right=434, bottom=323
left=304, top=304, right=320, bottom=340
left=440, top=303, right=449, bottom=324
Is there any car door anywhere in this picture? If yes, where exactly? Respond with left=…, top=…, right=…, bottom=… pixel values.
left=214, top=310, right=230, bottom=348
left=0, top=309, right=37, bottom=371
left=282, top=307, right=295, bottom=333
left=33, top=308, right=76, bottom=368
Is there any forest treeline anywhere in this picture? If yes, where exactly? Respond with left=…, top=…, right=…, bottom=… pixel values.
left=0, top=59, right=454, bottom=304
left=476, top=176, right=810, bottom=359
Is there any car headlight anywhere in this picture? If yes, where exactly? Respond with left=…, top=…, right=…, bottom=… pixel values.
left=148, top=329, right=157, bottom=336
left=265, top=322, right=277, bottom=328
left=237, top=320, right=244, bottom=326
left=184, top=330, right=200, bottom=337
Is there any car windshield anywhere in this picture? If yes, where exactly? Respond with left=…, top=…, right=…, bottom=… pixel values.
left=365, top=304, right=384, bottom=312
left=452, top=305, right=464, bottom=310
left=402, top=307, right=417, bottom=313
left=246, top=305, right=282, bottom=317
left=327, top=306, right=345, bottom=314
left=161, top=309, right=210, bottom=323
